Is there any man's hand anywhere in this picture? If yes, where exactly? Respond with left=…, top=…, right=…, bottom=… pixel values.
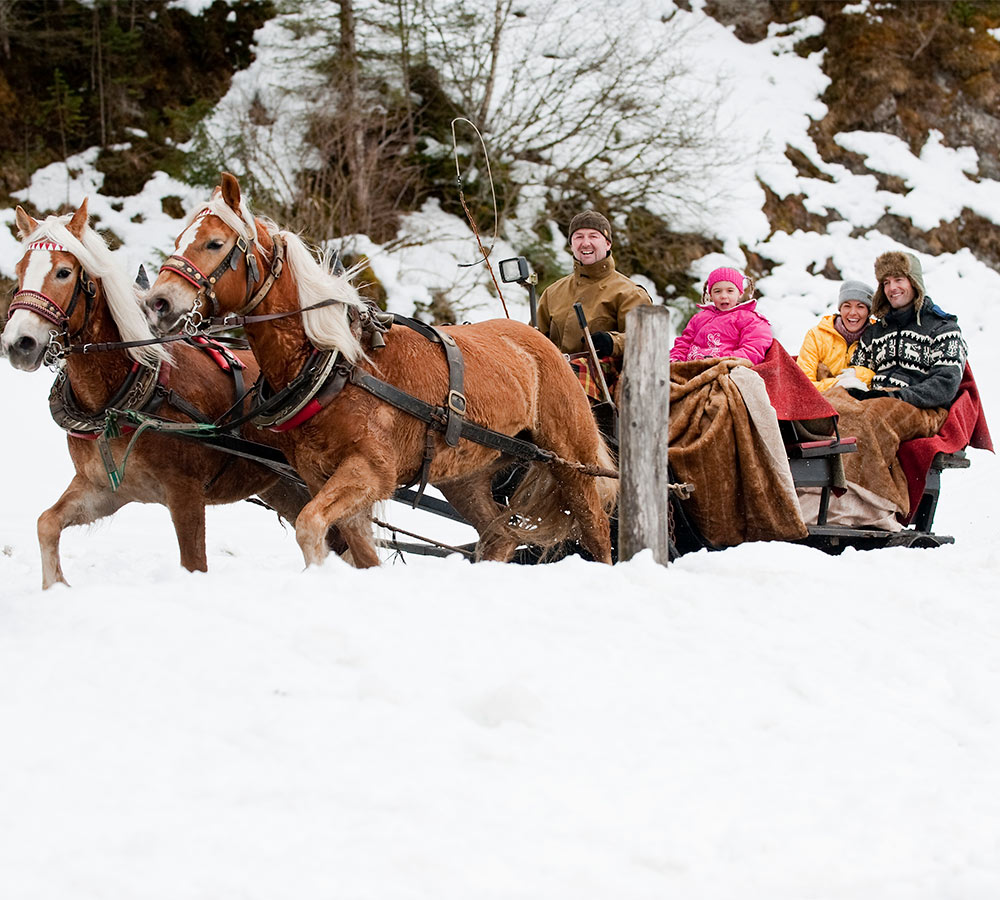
left=835, top=368, right=868, bottom=392
left=591, top=331, right=614, bottom=357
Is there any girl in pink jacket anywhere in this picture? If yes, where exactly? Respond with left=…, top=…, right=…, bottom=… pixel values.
left=670, top=266, right=773, bottom=365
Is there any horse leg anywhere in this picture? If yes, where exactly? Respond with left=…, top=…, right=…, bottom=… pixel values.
left=296, top=456, right=394, bottom=568
left=37, top=475, right=130, bottom=589
left=163, top=483, right=208, bottom=572
left=437, top=469, right=520, bottom=562
left=333, top=507, right=379, bottom=569
left=256, top=479, right=348, bottom=555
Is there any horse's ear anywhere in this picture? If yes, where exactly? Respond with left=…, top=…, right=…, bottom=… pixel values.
left=15, top=206, right=38, bottom=239
left=67, top=198, right=89, bottom=239
left=220, top=172, right=242, bottom=213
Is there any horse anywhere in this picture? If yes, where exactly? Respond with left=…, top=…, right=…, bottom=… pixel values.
left=142, top=173, right=617, bottom=568
left=1, top=200, right=332, bottom=588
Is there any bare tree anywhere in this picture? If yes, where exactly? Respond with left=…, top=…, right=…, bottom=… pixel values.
left=413, top=0, right=727, bottom=219
left=187, top=0, right=730, bottom=286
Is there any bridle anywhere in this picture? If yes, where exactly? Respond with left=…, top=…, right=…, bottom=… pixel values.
left=159, top=209, right=277, bottom=332
left=8, top=239, right=98, bottom=366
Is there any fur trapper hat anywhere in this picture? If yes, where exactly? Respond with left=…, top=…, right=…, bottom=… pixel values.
left=872, top=251, right=926, bottom=319
left=569, top=210, right=612, bottom=243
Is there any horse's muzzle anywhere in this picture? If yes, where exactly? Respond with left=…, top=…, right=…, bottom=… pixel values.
left=2, top=333, right=44, bottom=371
left=144, top=293, right=181, bottom=335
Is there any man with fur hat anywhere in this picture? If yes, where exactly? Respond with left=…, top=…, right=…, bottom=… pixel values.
left=851, top=251, right=967, bottom=409
left=797, top=279, right=875, bottom=393
left=536, top=210, right=651, bottom=359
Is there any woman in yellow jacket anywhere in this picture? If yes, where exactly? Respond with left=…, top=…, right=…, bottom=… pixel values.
left=797, top=281, right=875, bottom=392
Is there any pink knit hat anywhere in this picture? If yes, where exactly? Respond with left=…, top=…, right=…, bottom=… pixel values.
left=705, top=267, right=745, bottom=295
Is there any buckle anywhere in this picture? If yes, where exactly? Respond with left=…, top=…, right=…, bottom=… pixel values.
left=447, top=390, right=467, bottom=415
left=181, top=308, right=205, bottom=336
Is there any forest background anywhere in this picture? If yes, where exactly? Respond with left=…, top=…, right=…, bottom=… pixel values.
left=3, top=0, right=1000, bottom=325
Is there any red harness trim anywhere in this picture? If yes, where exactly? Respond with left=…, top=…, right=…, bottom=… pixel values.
left=8, top=289, right=68, bottom=326
left=188, top=335, right=245, bottom=373
left=160, top=262, right=206, bottom=291
left=26, top=239, right=69, bottom=253
left=270, top=399, right=324, bottom=432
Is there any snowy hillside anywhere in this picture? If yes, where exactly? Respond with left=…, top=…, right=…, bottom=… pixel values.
left=2, top=2, right=1000, bottom=898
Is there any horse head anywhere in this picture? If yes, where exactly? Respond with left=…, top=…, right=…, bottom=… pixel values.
left=144, top=172, right=264, bottom=335
left=1, top=200, right=168, bottom=372
left=2, top=202, right=96, bottom=371
left=144, top=173, right=367, bottom=364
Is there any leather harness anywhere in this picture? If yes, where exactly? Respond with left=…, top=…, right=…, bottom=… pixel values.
left=156, top=228, right=569, bottom=500
left=247, top=311, right=554, bottom=503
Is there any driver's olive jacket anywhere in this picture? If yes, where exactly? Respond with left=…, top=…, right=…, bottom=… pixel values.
left=536, top=255, right=650, bottom=357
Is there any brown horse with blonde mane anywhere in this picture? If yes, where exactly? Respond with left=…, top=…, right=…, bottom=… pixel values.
left=143, top=173, right=616, bottom=567
left=1, top=200, right=325, bottom=588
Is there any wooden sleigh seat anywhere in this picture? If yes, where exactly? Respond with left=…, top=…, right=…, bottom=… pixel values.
left=786, top=432, right=969, bottom=551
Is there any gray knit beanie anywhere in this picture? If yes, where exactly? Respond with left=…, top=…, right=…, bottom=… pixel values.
left=838, top=280, right=874, bottom=309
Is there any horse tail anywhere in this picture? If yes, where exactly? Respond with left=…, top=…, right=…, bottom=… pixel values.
left=505, top=434, right=618, bottom=551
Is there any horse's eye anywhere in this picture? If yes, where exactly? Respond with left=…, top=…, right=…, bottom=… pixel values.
left=56, top=267, right=73, bottom=279
left=206, top=239, right=225, bottom=251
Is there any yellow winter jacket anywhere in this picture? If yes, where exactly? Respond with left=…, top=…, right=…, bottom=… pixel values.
left=796, top=314, right=873, bottom=392
left=536, top=255, right=650, bottom=357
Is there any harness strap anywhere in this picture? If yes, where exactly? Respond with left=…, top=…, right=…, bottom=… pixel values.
left=187, top=335, right=248, bottom=420
left=428, top=324, right=466, bottom=447
left=238, top=233, right=283, bottom=316
left=100, top=407, right=305, bottom=492
left=413, top=430, right=437, bottom=508
left=347, top=368, right=554, bottom=464
left=8, top=289, right=66, bottom=327
left=160, top=387, right=212, bottom=424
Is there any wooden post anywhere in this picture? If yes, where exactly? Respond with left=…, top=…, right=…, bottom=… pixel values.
left=618, top=305, right=672, bottom=564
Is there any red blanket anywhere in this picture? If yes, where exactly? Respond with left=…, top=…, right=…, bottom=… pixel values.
left=897, top=364, right=994, bottom=523
left=753, top=341, right=837, bottom=422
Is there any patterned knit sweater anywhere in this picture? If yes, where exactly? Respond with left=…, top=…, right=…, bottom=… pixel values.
left=852, top=299, right=967, bottom=409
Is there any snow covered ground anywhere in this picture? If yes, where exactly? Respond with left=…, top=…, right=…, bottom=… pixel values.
left=3, top=2, right=1000, bottom=898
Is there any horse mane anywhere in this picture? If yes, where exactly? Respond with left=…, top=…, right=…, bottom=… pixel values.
left=24, top=215, right=170, bottom=367
left=199, top=192, right=367, bottom=363
left=279, top=231, right=366, bottom=363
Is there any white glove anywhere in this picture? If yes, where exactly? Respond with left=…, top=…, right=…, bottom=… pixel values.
left=835, top=368, right=867, bottom=392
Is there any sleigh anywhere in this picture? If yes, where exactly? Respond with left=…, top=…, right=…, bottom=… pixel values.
left=664, top=346, right=991, bottom=558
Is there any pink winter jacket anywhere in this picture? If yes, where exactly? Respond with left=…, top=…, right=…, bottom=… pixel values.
left=670, top=299, right=773, bottom=365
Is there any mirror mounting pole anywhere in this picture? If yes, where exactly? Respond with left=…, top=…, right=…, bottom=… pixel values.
left=527, top=272, right=538, bottom=329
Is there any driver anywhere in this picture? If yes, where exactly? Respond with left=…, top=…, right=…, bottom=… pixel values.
left=535, top=210, right=651, bottom=361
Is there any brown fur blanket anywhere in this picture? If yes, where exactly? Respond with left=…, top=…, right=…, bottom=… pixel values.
left=824, top=387, right=949, bottom=519
left=670, top=359, right=808, bottom=547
